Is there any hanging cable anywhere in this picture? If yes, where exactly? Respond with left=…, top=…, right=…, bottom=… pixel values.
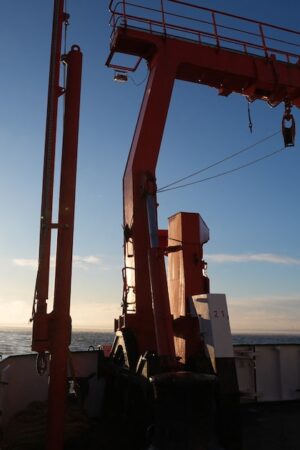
left=129, top=71, right=149, bottom=87
left=158, top=146, right=285, bottom=193
left=247, top=99, right=253, bottom=133
left=159, top=130, right=280, bottom=191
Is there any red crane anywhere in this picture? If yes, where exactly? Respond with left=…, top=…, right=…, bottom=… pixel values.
left=107, top=0, right=299, bottom=366
left=106, top=1, right=300, bottom=448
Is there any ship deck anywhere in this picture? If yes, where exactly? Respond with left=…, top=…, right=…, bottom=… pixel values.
left=1, top=351, right=300, bottom=449
left=241, top=400, right=300, bottom=450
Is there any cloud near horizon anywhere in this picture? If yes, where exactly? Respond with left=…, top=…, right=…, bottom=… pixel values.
left=0, top=298, right=119, bottom=329
left=13, top=253, right=300, bottom=268
left=13, top=255, right=102, bottom=270
left=206, top=252, right=300, bottom=265
left=1, top=293, right=298, bottom=332
left=228, top=293, right=300, bottom=332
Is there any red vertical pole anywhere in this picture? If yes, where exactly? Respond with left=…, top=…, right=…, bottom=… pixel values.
left=32, top=0, right=64, bottom=352
left=148, top=248, right=176, bottom=361
left=146, top=194, right=176, bottom=363
left=47, top=45, right=82, bottom=450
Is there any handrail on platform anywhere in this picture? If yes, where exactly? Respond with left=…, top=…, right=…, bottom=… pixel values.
left=108, top=0, right=300, bottom=65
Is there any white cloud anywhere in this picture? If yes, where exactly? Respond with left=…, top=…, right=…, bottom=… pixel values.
left=228, top=293, right=300, bottom=333
left=73, top=255, right=100, bottom=264
left=0, top=299, right=31, bottom=326
left=13, top=258, right=38, bottom=269
left=0, top=296, right=119, bottom=330
left=73, top=255, right=101, bottom=269
left=206, top=253, right=300, bottom=265
left=12, top=255, right=102, bottom=270
left=71, top=302, right=119, bottom=329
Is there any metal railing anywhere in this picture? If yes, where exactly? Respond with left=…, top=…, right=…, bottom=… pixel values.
left=108, top=0, right=300, bottom=64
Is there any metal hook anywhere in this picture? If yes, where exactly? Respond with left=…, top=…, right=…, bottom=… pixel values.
left=36, top=351, right=48, bottom=376
left=282, top=100, right=295, bottom=147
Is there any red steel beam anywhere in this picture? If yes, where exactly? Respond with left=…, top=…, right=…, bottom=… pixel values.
left=148, top=247, right=176, bottom=363
left=108, top=27, right=300, bottom=106
left=121, top=48, right=177, bottom=355
left=47, top=45, right=82, bottom=450
left=146, top=193, right=176, bottom=363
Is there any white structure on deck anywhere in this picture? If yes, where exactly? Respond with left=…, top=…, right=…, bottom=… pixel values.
left=191, top=293, right=300, bottom=402
left=235, top=344, right=300, bottom=402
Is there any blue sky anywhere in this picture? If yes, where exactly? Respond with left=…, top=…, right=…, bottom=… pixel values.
left=0, top=0, right=299, bottom=332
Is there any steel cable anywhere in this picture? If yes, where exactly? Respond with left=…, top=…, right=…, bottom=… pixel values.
left=158, top=130, right=280, bottom=192
left=158, top=146, right=286, bottom=193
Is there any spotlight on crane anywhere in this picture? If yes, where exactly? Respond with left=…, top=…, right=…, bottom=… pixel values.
left=113, top=71, right=128, bottom=83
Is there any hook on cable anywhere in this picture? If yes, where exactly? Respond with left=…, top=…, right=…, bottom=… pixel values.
left=247, top=99, right=253, bottom=133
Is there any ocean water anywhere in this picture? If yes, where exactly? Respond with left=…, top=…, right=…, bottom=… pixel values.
left=1, top=328, right=300, bottom=359
left=0, top=329, right=114, bottom=359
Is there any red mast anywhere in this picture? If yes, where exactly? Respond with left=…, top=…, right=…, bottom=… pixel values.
left=31, top=2, right=82, bottom=449
left=32, top=0, right=65, bottom=355
left=47, top=45, right=82, bottom=450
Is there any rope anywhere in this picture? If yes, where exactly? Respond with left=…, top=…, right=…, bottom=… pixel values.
left=247, top=100, right=253, bottom=133
left=129, top=70, right=149, bottom=87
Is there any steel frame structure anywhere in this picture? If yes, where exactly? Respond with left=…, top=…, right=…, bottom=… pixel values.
left=107, top=0, right=300, bottom=363
left=106, top=6, right=300, bottom=448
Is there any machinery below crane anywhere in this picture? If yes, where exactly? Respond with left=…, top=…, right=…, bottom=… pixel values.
left=28, top=1, right=300, bottom=450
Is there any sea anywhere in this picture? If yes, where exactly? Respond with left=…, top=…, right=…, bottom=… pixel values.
left=1, top=328, right=300, bottom=360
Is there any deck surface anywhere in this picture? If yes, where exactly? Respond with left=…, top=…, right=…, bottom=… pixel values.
left=241, top=401, right=300, bottom=450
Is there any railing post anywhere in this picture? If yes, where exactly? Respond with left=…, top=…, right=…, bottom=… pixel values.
left=212, top=12, right=220, bottom=48
left=161, top=0, right=167, bottom=36
left=122, top=0, right=127, bottom=27
left=259, top=23, right=268, bottom=58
